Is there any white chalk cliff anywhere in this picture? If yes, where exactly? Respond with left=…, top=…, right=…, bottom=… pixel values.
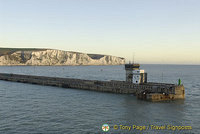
left=0, top=48, right=125, bottom=65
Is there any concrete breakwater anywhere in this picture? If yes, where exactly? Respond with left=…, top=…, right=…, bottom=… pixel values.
left=0, top=73, right=185, bottom=101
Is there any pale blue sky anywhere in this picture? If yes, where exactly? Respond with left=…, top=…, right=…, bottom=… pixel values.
left=0, top=0, right=200, bottom=64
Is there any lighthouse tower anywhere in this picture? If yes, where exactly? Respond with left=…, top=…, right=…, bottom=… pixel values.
left=125, top=63, right=147, bottom=84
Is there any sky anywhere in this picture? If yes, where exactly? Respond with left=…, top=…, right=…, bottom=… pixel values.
left=0, top=0, right=200, bottom=64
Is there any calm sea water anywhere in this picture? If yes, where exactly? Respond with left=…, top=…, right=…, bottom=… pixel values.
left=0, top=65, right=199, bottom=134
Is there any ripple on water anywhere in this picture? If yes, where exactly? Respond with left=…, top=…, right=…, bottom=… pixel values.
left=0, top=65, right=200, bottom=133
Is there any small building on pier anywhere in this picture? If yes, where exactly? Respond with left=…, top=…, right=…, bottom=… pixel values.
left=125, top=63, right=147, bottom=84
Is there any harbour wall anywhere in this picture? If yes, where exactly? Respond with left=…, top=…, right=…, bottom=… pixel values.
left=0, top=73, right=185, bottom=101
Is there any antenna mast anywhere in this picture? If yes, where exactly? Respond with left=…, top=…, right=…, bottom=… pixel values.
left=132, top=52, right=135, bottom=64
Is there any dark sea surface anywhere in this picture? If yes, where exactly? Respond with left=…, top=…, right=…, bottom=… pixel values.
left=0, top=65, right=199, bottom=134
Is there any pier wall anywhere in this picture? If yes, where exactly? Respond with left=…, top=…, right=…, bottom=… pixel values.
left=0, top=73, right=185, bottom=101
left=0, top=73, right=137, bottom=93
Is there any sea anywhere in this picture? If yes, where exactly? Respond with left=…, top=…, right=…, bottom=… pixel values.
left=0, top=64, right=199, bottom=134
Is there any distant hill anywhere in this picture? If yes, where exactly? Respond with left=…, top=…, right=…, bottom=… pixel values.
left=0, top=48, right=125, bottom=66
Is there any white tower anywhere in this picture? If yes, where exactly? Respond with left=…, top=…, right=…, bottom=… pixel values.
left=132, top=69, right=147, bottom=84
